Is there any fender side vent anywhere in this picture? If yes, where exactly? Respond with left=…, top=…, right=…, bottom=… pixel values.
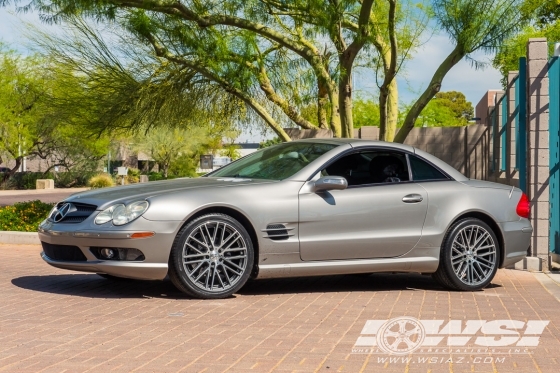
left=262, top=224, right=294, bottom=241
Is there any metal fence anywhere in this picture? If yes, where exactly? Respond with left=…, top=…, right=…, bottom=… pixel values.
left=489, top=57, right=527, bottom=189
left=549, top=55, right=560, bottom=256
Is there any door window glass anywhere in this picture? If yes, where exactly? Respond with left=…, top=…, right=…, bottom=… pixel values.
left=321, top=150, right=410, bottom=186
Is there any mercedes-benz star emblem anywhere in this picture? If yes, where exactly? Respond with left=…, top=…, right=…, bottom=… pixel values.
left=52, top=203, right=74, bottom=223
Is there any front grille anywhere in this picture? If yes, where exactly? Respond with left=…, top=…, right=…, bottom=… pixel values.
left=49, top=202, right=97, bottom=224
left=41, top=242, right=87, bottom=261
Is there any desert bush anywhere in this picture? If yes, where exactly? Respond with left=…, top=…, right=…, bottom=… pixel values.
left=88, top=173, right=115, bottom=188
left=126, top=168, right=140, bottom=184
left=0, top=200, right=54, bottom=232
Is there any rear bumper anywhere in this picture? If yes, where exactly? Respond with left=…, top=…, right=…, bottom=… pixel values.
left=499, top=219, right=532, bottom=268
left=37, top=217, right=182, bottom=280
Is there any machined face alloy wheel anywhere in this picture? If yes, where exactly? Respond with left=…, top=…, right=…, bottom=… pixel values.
left=182, top=220, right=248, bottom=292
left=450, top=225, right=497, bottom=286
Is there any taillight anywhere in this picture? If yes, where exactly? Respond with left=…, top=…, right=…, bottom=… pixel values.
left=516, top=193, right=530, bottom=218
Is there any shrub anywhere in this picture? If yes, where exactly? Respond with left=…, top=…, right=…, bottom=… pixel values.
left=0, top=200, right=54, bottom=232
left=127, top=168, right=141, bottom=184
left=88, top=173, right=115, bottom=189
left=148, top=171, right=164, bottom=181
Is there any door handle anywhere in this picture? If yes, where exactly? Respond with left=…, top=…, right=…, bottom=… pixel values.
left=402, top=194, right=423, bottom=203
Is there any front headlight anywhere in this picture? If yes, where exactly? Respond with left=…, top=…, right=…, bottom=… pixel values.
left=95, top=201, right=149, bottom=226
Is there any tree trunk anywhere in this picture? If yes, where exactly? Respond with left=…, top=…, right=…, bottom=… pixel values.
left=379, top=86, right=388, bottom=140
left=338, top=62, right=354, bottom=138
left=385, top=78, right=399, bottom=141
left=2, top=157, right=22, bottom=183
left=317, top=81, right=329, bottom=129
left=394, top=45, right=465, bottom=143
left=329, top=89, right=342, bottom=138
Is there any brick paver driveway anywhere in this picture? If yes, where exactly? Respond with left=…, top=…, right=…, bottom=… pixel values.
left=1, top=244, right=559, bottom=373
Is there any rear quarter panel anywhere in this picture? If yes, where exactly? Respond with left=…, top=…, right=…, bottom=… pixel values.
left=414, top=180, right=523, bottom=251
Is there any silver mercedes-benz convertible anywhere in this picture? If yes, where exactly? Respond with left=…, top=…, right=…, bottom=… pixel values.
left=38, top=139, right=532, bottom=298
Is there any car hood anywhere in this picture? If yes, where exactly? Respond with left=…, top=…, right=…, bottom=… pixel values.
left=64, top=177, right=274, bottom=208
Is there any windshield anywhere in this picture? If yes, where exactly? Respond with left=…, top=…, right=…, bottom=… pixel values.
left=208, top=142, right=338, bottom=180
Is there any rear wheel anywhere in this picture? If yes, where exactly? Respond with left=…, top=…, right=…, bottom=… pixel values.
left=433, top=218, right=500, bottom=291
left=168, top=213, right=254, bottom=299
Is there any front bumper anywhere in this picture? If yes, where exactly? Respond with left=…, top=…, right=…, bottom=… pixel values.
left=38, top=217, right=182, bottom=280
left=499, top=219, right=532, bottom=268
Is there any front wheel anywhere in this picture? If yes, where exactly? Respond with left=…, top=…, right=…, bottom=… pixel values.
left=168, top=213, right=254, bottom=299
left=433, top=218, right=500, bottom=291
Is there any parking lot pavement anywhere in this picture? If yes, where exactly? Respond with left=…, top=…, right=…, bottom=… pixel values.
left=0, top=188, right=89, bottom=206
left=1, top=244, right=560, bottom=373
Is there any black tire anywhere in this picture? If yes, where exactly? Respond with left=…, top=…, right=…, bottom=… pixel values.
left=433, top=218, right=500, bottom=291
left=168, top=213, right=254, bottom=299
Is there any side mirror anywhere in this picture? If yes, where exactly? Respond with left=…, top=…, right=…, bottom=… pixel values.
left=313, top=176, right=348, bottom=192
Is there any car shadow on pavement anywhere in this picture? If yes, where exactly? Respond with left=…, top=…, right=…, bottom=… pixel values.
left=11, top=274, right=190, bottom=299
left=12, top=272, right=502, bottom=299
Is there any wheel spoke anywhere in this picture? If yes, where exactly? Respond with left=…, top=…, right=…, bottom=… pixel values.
left=183, top=253, right=206, bottom=258
left=477, top=250, right=496, bottom=257
left=223, top=246, right=247, bottom=253
left=223, top=255, right=247, bottom=260
left=183, top=259, right=205, bottom=265
left=221, top=232, right=241, bottom=251
left=224, top=258, right=244, bottom=271
left=222, top=262, right=243, bottom=276
left=194, top=266, right=210, bottom=282
left=221, top=263, right=232, bottom=284
left=189, top=261, right=205, bottom=275
left=210, top=265, right=217, bottom=290
left=474, top=259, right=493, bottom=270
left=203, top=224, right=214, bottom=249
left=188, top=237, right=208, bottom=251
left=211, top=223, right=219, bottom=247
left=472, top=231, right=490, bottom=249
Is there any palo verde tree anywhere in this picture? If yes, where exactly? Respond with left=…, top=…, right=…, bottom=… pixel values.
left=2, top=0, right=379, bottom=139
left=2, top=0, right=525, bottom=143
left=395, top=0, right=524, bottom=143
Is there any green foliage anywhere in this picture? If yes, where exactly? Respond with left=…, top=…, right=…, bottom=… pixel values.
left=259, top=137, right=283, bottom=149
left=137, top=126, right=220, bottom=178
left=493, top=19, right=560, bottom=86
left=88, top=173, right=115, bottom=188
left=126, top=168, right=140, bottom=184
left=0, top=200, right=54, bottom=232
left=0, top=46, right=109, bottom=187
left=520, top=0, right=560, bottom=27
left=147, top=171, right=165, bottom=181
left=416, top=91, right=473, bottom=127
left=353, top=98, right=381, bottom=128
left=167, top=154, right=198, bottom=178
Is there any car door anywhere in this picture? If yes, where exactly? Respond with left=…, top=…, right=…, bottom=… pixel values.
left=299, top=148, right=428, bottom=261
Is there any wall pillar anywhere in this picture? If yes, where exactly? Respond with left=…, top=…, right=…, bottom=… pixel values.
left=526, top=38, right=550, bottom=267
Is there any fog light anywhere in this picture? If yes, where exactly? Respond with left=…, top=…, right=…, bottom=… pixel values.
left=100, top=248, right=115, bottom=259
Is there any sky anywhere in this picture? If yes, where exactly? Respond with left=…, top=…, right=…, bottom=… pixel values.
left=0, top=7, right=504, bottom=142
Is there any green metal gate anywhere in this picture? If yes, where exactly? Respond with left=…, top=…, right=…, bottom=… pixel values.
left=549, top=55, right=560, bottom=256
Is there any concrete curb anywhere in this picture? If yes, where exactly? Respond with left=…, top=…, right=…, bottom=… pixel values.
left=0, top=231, right=40, bottom=245
left=533, top=273, right=560, bottom=303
